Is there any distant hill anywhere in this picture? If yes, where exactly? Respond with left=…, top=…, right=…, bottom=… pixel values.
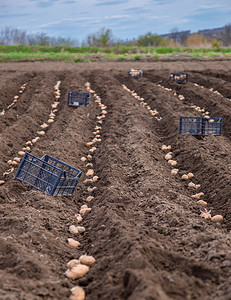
left=198, top=26, right=226, bottom=39
left=161, top=25, right=229, bottom=43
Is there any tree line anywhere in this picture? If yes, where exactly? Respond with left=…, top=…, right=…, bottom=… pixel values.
left=1, top=24, right=231, bottom=47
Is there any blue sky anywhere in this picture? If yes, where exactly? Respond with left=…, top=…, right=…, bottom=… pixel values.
left=0, top=0, right=231, bottom=42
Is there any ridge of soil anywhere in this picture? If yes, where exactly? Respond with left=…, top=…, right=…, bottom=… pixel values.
left=0, top=60, right=231, bottom=300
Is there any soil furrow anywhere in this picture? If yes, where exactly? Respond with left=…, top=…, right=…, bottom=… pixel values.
left=116, top=75, right=231, bottom=230
left=187, top=71, right=231, bottom=99
left=76, top=72, right=231, bottom=299
left=1, top=61, right=231, bottom=300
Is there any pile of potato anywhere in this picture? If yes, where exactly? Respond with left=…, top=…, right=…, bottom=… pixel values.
left=128, top=68, right=143, bottom=78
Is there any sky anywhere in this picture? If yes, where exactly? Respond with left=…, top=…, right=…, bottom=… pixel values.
left=0, top=0, right=231, bottom=42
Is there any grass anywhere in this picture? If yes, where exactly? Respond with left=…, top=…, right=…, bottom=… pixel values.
left=0, top=45, right=231, bottom=62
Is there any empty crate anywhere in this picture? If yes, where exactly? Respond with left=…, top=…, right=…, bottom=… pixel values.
left=170, top=72, right=188, bottom=83
left=67, top=92, right=90, bottom=107
left=15, top=152, right=82, bottom=196
left=179, top=117, right=222, bottom=135
left=128, top=69, right=143, bottom=79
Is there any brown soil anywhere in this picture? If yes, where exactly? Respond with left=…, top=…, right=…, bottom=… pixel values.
left=0, top=60, right=231, bottom=300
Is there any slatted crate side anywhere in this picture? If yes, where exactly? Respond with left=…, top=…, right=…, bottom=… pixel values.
left=67, top=92, right=90, bottom=107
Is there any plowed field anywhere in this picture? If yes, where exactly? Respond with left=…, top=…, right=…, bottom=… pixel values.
left=0, top=60, right=231, bottom=300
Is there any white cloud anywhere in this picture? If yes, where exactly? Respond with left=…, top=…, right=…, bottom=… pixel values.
left=199, top=4, right=225, bottom=9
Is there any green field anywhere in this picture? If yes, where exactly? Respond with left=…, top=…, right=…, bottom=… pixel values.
left=1, top=45, right=231, bottom=62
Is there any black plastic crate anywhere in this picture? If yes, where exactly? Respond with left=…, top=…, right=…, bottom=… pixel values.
left=15, top=152, right=82, bottom=196
left=128, top=69, right=143, bottom=79
left=170, top=72, right=188, bottom=83
left=67, top=92, right=90, bottom=107
left=179, top=117, right=222, bottom=135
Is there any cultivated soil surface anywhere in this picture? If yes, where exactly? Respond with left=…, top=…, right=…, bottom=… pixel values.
left=0, top=60, right=231, bottom=300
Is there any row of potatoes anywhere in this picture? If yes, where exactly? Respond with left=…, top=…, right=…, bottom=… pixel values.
left=162, top=145, right=223, bottom=223
left=0, top=83, right=27, bottom=117
left=122, top=81, right=223, bottom=224
left=194, top=82, right=231, bottom=101
left=0, top=81, right=62, bottom=185
left=65, top=82, right=107, bottom=300
left=158, top=82, right=217, bottom=123
left=121, top=81, right=223, bottom=224
left=153, top=82, right=223, bottom=222
left=157, top=84, right=185, bottom=101
left=122, top=84, right=163, bottom=121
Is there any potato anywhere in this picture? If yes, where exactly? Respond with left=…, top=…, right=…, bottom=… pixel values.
left=81, top=205, right=88, bottom=209
left=165, top=153, right=172, bottom=160
left=191, top=193, right=201, bottom=200
left=197, top=200, right=207, bottom=206
left=80, top=207, right=91, bottom=215
left=86, top=163, right=93, bottom=168
left=87, top=186, right=97, bottom=193
left=89, top=147, right=96, bottom=153
left=68, top=238, right=80, bottom=248
left=211, top=215, right=223, bottom=223
left=18, top=151, right=25, bottom=156
left=32, top=137, right=40, bottom=143
left=170, top=160, right=177, bottom=166
left=188, top=172, right=194, bottom=178
left=75, top=214, right=82, bottom=223
left=69, top=225, right=79, bottom=234
left=51, top=103, right=58, bottom=109
left=0, top=180, right=5, bottom=185
left=37, top=130, right=45, bottom=136
left=92, top=176, right=98, bottom=182
left=14, top=157, right=21, bottom=163
left=76, top=226, right=85, bottom=233
left=65, top=264, right=89, bottom=280
left=200, top=209, right=211, bottom=219
left=171, top=168, right=178, bottom=175
left=86, top=169, right=94, bottom=177
left=40, top=123, right=48, bottom=129
left=181, top=174, right=188, bottom=180
left=178, top=95, right=185, bottom=101
left=67, top=259, right=80, bottom=269
left=69, top=286, right=85, bottom=300
left=86, top=196, right=94, bottom=202
left=188, top=182, right=196, bottom=188
left=79, top=255, right=95, bottom=266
